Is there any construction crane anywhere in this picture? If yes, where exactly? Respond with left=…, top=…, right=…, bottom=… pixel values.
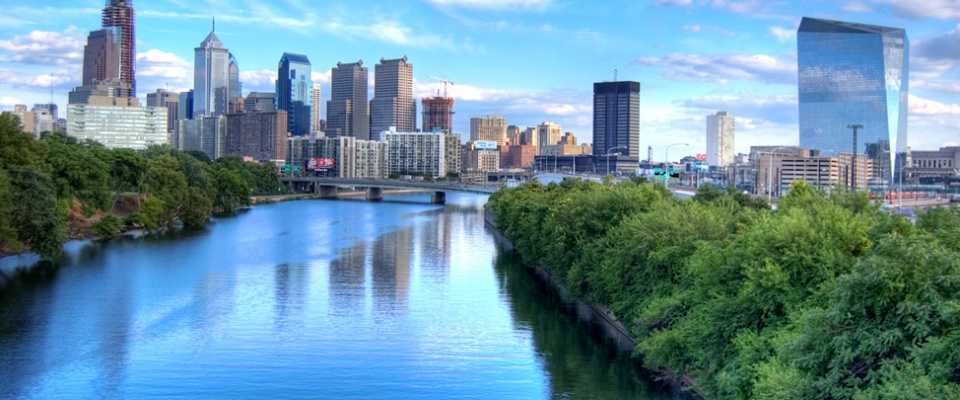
left=428, top=76, right=454, bottom=98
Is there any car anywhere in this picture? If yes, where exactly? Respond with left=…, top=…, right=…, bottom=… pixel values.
left=950, top=194, right=960, bottom=203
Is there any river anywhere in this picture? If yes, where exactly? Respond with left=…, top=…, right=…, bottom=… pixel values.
left=0, top=193, right=673, bottom=399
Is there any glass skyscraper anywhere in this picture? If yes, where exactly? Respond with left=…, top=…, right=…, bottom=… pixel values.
left=193, top=26, right=231, bottom=117
left=797, top=17, right=908, bottom=183
left=276, top=53, right=312, bottom=136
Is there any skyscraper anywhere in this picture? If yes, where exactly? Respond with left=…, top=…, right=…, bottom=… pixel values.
left=706, top=111, right=735, bottom=167
left=797, top=17, right=908, bottom=182
left=228, top=53, right=242, bottom=113
left=276, top=53, right=313, bottom=136
left=326, top=60, right=369, bottom=139
left=101, top=0, right=135, bottom=94
left=370, top=56, right=416, bottom=136
left=592, top=81, right=640, bottom=158
left=193, top=23, right=231, bottom=117
left=81, top=28, right=120, bottom=87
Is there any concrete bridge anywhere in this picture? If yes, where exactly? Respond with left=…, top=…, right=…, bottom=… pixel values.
left=280, top=177, right=500, bottom=204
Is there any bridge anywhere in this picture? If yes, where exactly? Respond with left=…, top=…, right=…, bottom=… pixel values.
left=280, top=177, right=500, bottom=204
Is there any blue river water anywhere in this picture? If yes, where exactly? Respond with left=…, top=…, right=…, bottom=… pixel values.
left=0, top=193, right=672, bottom=399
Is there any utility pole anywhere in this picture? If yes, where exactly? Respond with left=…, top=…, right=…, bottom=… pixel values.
left=847, top=124, right=863, bottom=191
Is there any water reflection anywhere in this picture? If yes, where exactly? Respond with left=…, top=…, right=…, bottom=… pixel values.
left=494, top=252, right=667, bottom=399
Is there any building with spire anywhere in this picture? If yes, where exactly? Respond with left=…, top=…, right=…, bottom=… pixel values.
left=326, top=60, right=369, bottom=139
left=193, top=19, right=231, bottom=118
left=370, top=56, right=415, bottom=136
left=101, top=0, right=135, bottom=94
left=276, top=53, right=313, bottom=136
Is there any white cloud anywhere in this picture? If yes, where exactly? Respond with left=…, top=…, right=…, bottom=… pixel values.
left=842, top=1, right=875, bottom=13
left=1, top=96, right=23, bottom=107
left=0, top=27, right=86, bottom=66
left=910, top=24, right=960, bottom=89
left=906, top=95, right=960, bottom=150
left=768, top=26, right=795, bottom=43
left=0, top=68, right=75, bottom=89
left=322, top=19, right=467, bottom=52
left=311, top=71, right=331, bottom=85
left=138, top=10, right=315, bottom=30
left=425, top=0, right=552, bottom=12
left=682, top=25, right=702, bottom=32
left=653, top=0, right=693, bottom=6
left=135, top=49, right=192, bottom=95
left=633, top=53, right=796, bottom=85
left=239, top=69, right=277, bottom=94
left=872, top=0, right=960, bottom=19
left=908, top=94, right=960, bottom=116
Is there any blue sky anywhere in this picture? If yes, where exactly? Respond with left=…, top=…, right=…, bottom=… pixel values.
left=1, top=0, right=958, bottom=158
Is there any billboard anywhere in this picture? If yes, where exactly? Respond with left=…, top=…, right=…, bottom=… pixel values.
left=307, top=158, right=335, bottom=171
left=696, top=153, right=707, bottom=161
left=474, top=140, right=498, bottom=150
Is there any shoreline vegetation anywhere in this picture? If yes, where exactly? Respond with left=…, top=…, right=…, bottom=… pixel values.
left=0, top=113, right=286, bottom=259
left=485, top=178, right=960, bottom=399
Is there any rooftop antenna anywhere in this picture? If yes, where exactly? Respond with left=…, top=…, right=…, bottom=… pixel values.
left=614, top=69, right=618, bottom=82
left=212, top=16, right=215, bottom=32
left=50, top=83, right=54, bottom=104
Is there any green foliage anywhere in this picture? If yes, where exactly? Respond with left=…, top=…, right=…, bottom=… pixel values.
left=0, top=168, right=21, bottom=251
left=91, top=215, right=123, bottom=237
left=124, top=196, right=163, bottom=231
left=6, top=165, right=65, bottom=258
left=487, top=179, right=960, bottom=399
left=44, top=133, right=111, bottom=212
left=184, top=150, right=213, bottom=164
left=0, top=112, right=49, bottom=172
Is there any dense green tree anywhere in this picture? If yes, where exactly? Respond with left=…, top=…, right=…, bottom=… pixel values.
left=6, top=165, right=65, bottom=258
left=0, top=113, right=49, bottom=172
left=213, top=167, right=251, bottom=211
left=44, top=133, right=111, bottom=213
left=141, top=154, right=189, bottom=228
left=0, top=168, right=20, bottom=251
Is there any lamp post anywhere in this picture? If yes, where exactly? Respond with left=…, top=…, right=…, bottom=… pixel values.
left=606, top=145, right=627, bottom=175
left=665, top=143, right=689, bottom=185
left=765, top=147, right=794, bottom=202
left=899, top=158, right=909, bottom=208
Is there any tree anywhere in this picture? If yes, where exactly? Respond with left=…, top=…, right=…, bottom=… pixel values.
left=0, top=112, right=49, bottom=172
left=141, top=155, right=189, bottom=228
left=44, top=133, right=111, bottom=213
left=6, top=165, right=65, bottom=258
left=213, top=167, right=250, bottom=212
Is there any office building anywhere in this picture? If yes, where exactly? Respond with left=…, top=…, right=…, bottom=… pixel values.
left=422, top=95, right=454, bottom=133
left=502, top=144, right=536, bottom=169
left=706, top=111, right=735, bottom=167
left=559, top=132, right=577, bottom=145
left=506, top=125, right=522, bottom=145
left=81, top=28, right=120, bottom=87
left=146, top=88, right=180, bottom=135
left=179, top=115, right=226, bottom=160
left=285, top=136, right=387, bottom=179
left=101, top=0, right=135, bottom=94
left=7, top=105, right=35, bottom=136
left=66, top=102, right=166, bottom=150
left=797, top=17, right=908, bottom=183
left=370, top=56, right=416, bottom=136
left=470, top=115, right=507, bottom=146
left=327, top=60, right=369, bottom=139
left=521, top=127, right=537, bottom=147
left=537, top=122, right=562, bottom=154
left=224, top=110, right=287, bottom=161
left=276, top=53, right=313, bottom=136
left=193, top=25, right=232, bottom=117
left=593, top=81, right=640, bottom=173
left=228, top=54, right=242, bottom=113
left=244, top=92, right=276, bottom=113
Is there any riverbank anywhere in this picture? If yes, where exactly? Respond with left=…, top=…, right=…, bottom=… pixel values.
left=483, top=208, right=700, bottom=399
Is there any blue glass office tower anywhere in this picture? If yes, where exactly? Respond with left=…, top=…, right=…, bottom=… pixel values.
left=276, top=53, right=312, bottom=136
left=797, top=17, right=908, bottom=183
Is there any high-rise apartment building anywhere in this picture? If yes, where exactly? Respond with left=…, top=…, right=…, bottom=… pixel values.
left=537, top=122, right=562, bottom=155
left=327, top=60, right=369, bottom=139
left=521, top=127, right=537, bottom=148
left=797, top=17, right=908, bottom=183
left=244, top=92, right=276, bottom=113
left=224, top=110, right=287, bottom=161
left=592, top=81, right=640, bottom=159
left=276, top=53, right=313, bottom=136
left=470, top=115, right=507, bottom=146
left=384, top=128, right=460, bottom=178
left=312, top=83, right=322, bottom=134
left=193, top=25, right=232, bottom=117
left=370, top=56, right=416, bottom=136
left=67, top=101, right=166, bottom=150
left=706, top=111, right=735, bottom=167
left=101, top=0, right=135, bottom=94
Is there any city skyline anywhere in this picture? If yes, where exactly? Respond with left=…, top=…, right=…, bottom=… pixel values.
left=0, top=1, right=958, bottom=159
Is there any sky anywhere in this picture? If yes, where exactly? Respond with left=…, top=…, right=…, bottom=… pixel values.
left=0, top=0, right=958, bottom=160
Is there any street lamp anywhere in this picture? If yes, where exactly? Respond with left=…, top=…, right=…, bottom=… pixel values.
left=764, top=147, right=794, bottom=202
left=606, top=145, right=627, bottom=175
left=899, top=157, right=909, bottom=208
left=665, top=143, right=689, bottom=185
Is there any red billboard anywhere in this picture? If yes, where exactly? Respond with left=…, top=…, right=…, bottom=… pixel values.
left=306, top=158, right=335, bottom=171
left=696, top=153, right=707, bottom=161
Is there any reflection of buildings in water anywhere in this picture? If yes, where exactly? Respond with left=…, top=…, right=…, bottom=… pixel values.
left=193, top=272, right=235, bottom=333
left=371, top=227, right=412, bottom=308
left=274, top=263, right=309, bottom=332
left=328, top=242, right=367, bottom=314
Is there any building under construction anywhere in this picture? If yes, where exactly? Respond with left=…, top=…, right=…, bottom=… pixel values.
left=101, top=0, right=136, bottom=94
left=421, top=95, right=454, bottom=133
